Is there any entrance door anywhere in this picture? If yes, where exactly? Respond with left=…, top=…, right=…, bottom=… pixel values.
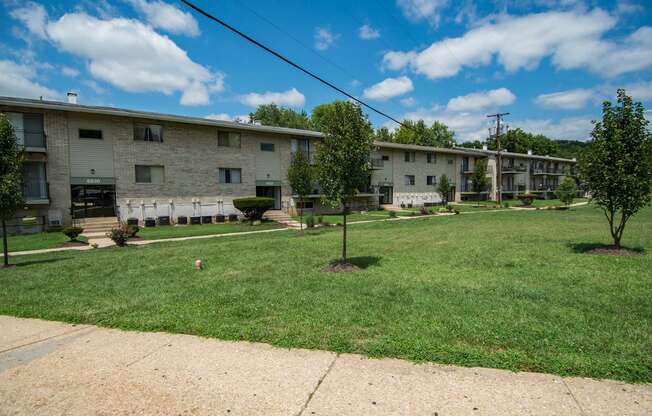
left=71, top=185, right=116, bottom=219
left=379, top=186, right=393, bottom=205
left=256, top=186, right=281, bottom=209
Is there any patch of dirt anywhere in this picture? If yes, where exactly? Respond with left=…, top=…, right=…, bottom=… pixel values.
left=321, top=262, right=362, bottom=273
left=586, top=246, right=642, bottom=256
left=60, top=240, right=89, bottom=248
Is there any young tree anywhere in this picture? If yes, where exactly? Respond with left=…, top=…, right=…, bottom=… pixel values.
left=249, top=104, right=312, bottom=130
left=470, top=159, right=490, bottom=206
left=436, top=174, right=451, bottom=206
left=0, top=113, right=24, bottom=268
left=579, top=89, right=652, bottom=249
left=554, top=177, right=577, bottom=206
left=287, top=150, right=313, bottom=232
left=313, top=101, right=374, bottom=265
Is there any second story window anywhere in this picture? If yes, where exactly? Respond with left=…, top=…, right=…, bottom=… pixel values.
left=404, top=151, right=416, bottom=162
left=134, top=124, right=163, bottom=142
left=405, top=175, right=415, bottom=186
left=135, top=165, right=165, bottom=184
left=7, top=112, right=44, bottom=147
left=381, top=155, right=390, bottom=161
left=218, top=168, right=242, bottom=184
left=291, top=138, right=310, bottom=154
left=427, top=152, right=436, bottom=164
left=260, top=143, right=275, bottom=152
left=79, top=129, right=103, bottom=140
left=218, top=131, right=241, bottom=148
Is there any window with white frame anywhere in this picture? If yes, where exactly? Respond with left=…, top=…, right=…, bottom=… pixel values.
left=405, top=175, right=415, bottom=186
left=134, top=123, right=163, bottom=142
left=426, top=175, right=436, bottom=185
left=404, top=151, right=415, bottom=162
left=218, top=131, right=241, bottom=148
left=427, top=152, right=436, bottom=163
left=218, top=168, right=242, bottom=184
left=135, top=165, right=165, bottom=184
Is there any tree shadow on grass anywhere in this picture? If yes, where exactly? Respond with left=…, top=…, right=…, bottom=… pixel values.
left=567, top=242, right=645, bottom=255
left=345, top=256, right=382, bottom=269
left=10, top=257, right=74, bottom=267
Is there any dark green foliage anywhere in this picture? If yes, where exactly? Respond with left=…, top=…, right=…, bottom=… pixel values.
left=287, top=151, right=313, bottom=231
left=125, top=225, right=140, bottom=238
left=107, top=227, right=129, bottom=247
left=578, top=89, right=652, bottom=248
left=0, top=113, right=24, bottom=266
left=233, top=197, right=275, bottom=221
left=377, top=119, right=456, bottom=148
left=471, top=159, right=490, bottom=205
left=249, top=104, right=312, bottom=130
left=518, top=193, right=537, bottom=206
left=555, top=177, right=577, bottom=206
left=437, top=174, right=451, bottom=206
left=62, top=227, right=84, bottom=241
left=305, top=214, right=315, bottom=228
left=388, top=210, right=397, bottom=218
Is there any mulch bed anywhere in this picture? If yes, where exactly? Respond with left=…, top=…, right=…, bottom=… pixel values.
left=59, top=240, right=89, bottom=248
left=321, top=262, right=362, bottom=273
left=586, top=246, right=643, bottom=257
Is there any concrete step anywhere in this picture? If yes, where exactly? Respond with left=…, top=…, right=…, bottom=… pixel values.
left=82, top=231, right=109, bottom=238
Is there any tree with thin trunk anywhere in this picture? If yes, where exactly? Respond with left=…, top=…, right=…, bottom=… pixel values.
left=437, top=174, right=451, bottom=206
left=554, top=177, right=577, bottom=206
left=578, top=89, right=652, bottom=249
left=0, top=113, right=24, bottom=268
left=313, top=101, right=374, bottom=265
left=287, top=150, right=313, bottom=232
left=470, top=159, right=490, bottom=207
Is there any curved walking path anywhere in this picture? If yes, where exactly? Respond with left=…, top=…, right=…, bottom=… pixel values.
left=0, top=315, right=649, bottom=415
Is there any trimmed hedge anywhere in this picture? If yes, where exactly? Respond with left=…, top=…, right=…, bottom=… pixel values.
left=233, top=197, right=274, bottom=221
left=62, top=226, right=83, bottom=241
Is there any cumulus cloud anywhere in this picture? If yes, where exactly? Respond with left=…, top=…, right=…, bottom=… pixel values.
left=516, top=116, right=594, bottom=141
left=61, top=66, right=80, bottom=77
left=383, top=9, right=652, bottom=79
left=535, top=88, right=595, bottom=110
left=10, top=5, right=225, bottom=106
left=446, top=88, right=515, bottom=112
left=363, top=76, right=414, bottom=101
left=205, top=113, right=250, bottom=123
left=314, top=27, right=339, bottom=50
left=397, top=0, right=448, bottom=27
left=126, top=0, right=200, bottom=37
left=359, top=24, right=380, bottom=40
left=9, top=2, right=48, bottom=39
left=400, top=97, right=417, bottom=107
left=238, top=88, right=306, bottom=107
left=0, top=59, right=59, bottom=100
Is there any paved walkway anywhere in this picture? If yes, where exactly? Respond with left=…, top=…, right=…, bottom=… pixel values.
left=0, top=316, right=649, bottom=415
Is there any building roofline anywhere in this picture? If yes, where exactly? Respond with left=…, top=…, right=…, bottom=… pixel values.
left=451, top=146, right=576, bottom=163
left=373, top=141, right=488, bottom=156
left=0, top=96, right=323, bottom=138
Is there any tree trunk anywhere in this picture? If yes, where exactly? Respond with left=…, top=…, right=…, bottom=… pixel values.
left=342, top=203, right=347, bottom=264
left=2, top=219, right=9, bottom=268
left=299, top=197, right=304, bottom=233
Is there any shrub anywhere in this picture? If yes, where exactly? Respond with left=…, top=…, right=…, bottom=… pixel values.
left=555, top=177, right=577, bottom=206
left=125, top=224, right=139, bottom=238
left=446, top=205, right=454, bottom=212
left=503, top=202, right=509, bottom=208
left=388, top=211, right=397, bottom=218
left=419, top=206, right=429, bottom=215
left=233, top=197, right=274, bottom=221
left=454, top=209, right=460, bottom=215
left=62, top=226, right=83, bottom=241
left=316, top=215, right=324, bottom=224
left=305, top=214, right=316, bottom=228
left=518, top=193, right=536, bottom=206
left=107, top=226, right=129, bottom=247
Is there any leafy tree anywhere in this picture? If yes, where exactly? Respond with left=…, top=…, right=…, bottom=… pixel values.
left=0, top=113, right=24, bottom=267
left=392, top=120, right=456, bottom=148
left=555, top=140, right=590, bottom=160
left=249, top=104, right=312, bottom=130
left=287, top=150, right=313, bottom=232
left=374, top=126, right=394, bottom=142
left=458, top=140, right=485, bottom=150
left=486, top=128, right=559, bottom=156
left=470, top=158, right=490, bottom=206
left=578, top=89, right=652, bottom=248
left=436, top=174, right=451, bottom=206
left=313, top=101, right=374, bottom=265
left=554, top=177, right=577, bottom=206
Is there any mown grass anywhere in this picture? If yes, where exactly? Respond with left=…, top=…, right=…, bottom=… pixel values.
left=137, top=221, right=283, bottom=240
left=0, top=205, right=650, bottom=382
left=4, top=232, right=87, bottom=252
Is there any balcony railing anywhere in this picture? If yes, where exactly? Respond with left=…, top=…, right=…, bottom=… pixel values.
left=502, top=165, right=527, bottom=172
left=501, top=184, right=526, bottom=192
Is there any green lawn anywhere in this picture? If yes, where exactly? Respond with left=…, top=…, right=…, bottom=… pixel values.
left=4, top=232, right=87, bottom=252
left=136, top=221, right=284, bottom=240
left=1, top=206, right=650, bottom=382
left=294, top=211, right=393, bottom=224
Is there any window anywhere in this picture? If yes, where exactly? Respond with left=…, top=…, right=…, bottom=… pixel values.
left=447, top=158, right=454, bottom=165
left=260, top=143, right=275, bottom=152
left=135, top=165, right=164, bottom=184
left=7, top=112, right=44, bottom=147
left=426, top=175, right=436, bottom=185
left=404, top=151, right=415, bottom=162
left=296, top=201, right=314, bottom=209
left=134, top=124, right=163, bottom=142
left=381, top=155, right=390, bottom=161
left=427, top=152, right=436, bottom=164
left=218, top=168, right=242, bottom=184
left=404, top=175, right=415, bottom=186
left=218, top=131, right=241, bottom=148
left=79, top=129, right=102, bottom=140
left=291, top=138, right=310, bottom=154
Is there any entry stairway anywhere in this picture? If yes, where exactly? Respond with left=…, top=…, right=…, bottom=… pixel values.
left=78, top=217, right=120, bottom=238
left=263, top=210, right=303, bottom=229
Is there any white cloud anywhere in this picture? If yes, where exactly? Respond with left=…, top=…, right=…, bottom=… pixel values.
left=14, top=9, right=225, bottom=106
left=615, top=0, right=643, bottom=15
left=61, top=66, right=80, bottom=77
left=238, top=88, right=306, bottom=107
left=363, top=76, right=414, bottom=101
left=126, top=0, right=200, bottom=37
left=624, top=81, right=652, bottom=102
left=535, top=88, right=594, bottom=110
left=0, top=59, right=59, bottom=100
left=400, top=97, right=416, bottom=107
left=314, top=27, right=339, bottom=51
left=516, top=116, right=594, bottom=141
left=205, top=113, right=250, bottom=123
left=9, top=2, right=48, bottom=39
left=446, top=88, right=515, bottom=112
left=350, top=79, right=361, bottom=87
left=383, top=9, right=652, bottom=80
left=82, top=79, right=107, bottom=94
left=359, top=24, right=380, bottom=40
left=397, top=0, right=448, bottom=27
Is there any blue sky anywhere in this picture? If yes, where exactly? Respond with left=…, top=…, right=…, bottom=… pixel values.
left=1, top=0, right=651, bottom=141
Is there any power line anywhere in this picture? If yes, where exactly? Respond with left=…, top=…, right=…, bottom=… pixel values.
left=181, top=0, right=407, bottom=127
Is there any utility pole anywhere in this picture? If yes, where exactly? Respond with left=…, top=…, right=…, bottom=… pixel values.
left=487, top=112, right=509, bottom=205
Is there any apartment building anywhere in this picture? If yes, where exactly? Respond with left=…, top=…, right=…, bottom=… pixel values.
left=1, top=96, right=577, bottom=232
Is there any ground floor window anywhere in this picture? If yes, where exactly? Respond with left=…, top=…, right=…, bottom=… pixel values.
left=219, top=168, right=242, bottom=184
left=135, top=165, right=165, bottom=184
left=405, top=175, right=415, bottom=186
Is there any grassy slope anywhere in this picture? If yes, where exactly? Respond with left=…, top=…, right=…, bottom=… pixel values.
left=4, top=232, right=87, bottom=252
left=0, top=205, right=650, bottom=382
left=137, top=222, right=283, bottom=240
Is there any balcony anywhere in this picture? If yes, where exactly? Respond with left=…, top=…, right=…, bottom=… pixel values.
left=501, top=184, right=526, bottom=192
left=501, top=165, right=527, bottom=173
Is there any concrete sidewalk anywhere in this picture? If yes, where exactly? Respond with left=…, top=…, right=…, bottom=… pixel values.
left=1, top=316, right=649, bottom=415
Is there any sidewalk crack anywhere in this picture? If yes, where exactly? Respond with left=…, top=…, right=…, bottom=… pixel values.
left=297, top=353, right=339, bottom=416
left=562, top=378, right=587, bottom=416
